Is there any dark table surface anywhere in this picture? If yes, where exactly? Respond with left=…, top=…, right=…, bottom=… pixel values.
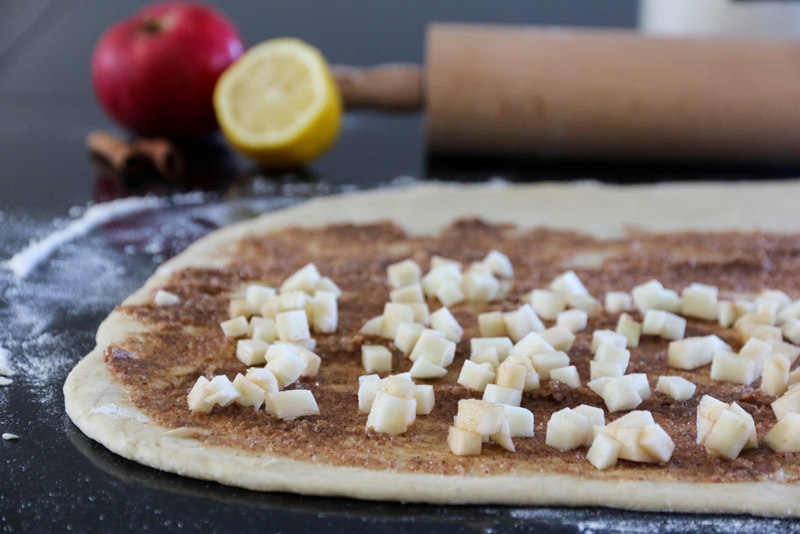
left=3, top=2, right=800, bottom=533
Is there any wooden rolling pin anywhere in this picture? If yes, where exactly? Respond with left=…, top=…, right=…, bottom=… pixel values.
left=333, top=23, right=800, bottom=163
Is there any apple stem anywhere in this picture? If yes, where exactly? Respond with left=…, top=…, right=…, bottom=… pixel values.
left=142, top=18, right=164, bottom=34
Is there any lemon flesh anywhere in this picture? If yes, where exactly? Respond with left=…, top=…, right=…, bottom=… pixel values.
left=214, top=38, right=342, bottom=167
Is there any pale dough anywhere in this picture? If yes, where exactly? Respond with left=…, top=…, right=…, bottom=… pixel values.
left=64, top=181, right=800, bottom=515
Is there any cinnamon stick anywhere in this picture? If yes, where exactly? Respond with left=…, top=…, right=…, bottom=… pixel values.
left=86, top=130, right=185, bottom=182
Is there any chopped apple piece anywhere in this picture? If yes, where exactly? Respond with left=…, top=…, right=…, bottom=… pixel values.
left=768, top=340, right=800, bottom=365
left=616, top=313, right=641, bottom=348
left=187, top=376, right=214, bottom=413
left=765, top=412, right=800, bottom=453
left=430, top=255, right=460, bottom=270
left=747, top=324, right=783, bottom=343
left=380, top=302, right=415, bottom=340
left=205, top=375, right=240, bottom=407
left=717, top=300, right=737, bottom=328
left=357, top=374, right=381, bottom=413
left=360, top=315, right=384, bottom=336
left=587, top=431, right=621, bottom=470
left=470, top=337, right=512, bottom=362
left=220, top=316, right=249, bottom=338
left=314, top=276, right=341, bottom=296
left=278, top=291, right=311, bottom=313
left=771, top=386, right=800, bottom=421
left=265, top=389, right=319, bottom=420
left=366, top=390, right=416, bottom=434
left=538, top=326, right=576, bottom=352
left=573, top=404, right=605, bottom=446
left=681, top=283, right=718, bottom=320
left=259, top=296, right=281, bottom=319
left=430, top=307, right=463, bottom=342
left=591, top=330, right=627, bottom=353
left=762, top=354, right=791, bottom=397
left=389, top=282, right=424, bottom=304
left=236, top=338, right=269, bottom=366
left=502, top=305, right=540, bottom=342
left=546, top=407, right=591, bottom=451
left=433, top=282, right=463, bottom=307
left=154, top=289, right=180, bottom=306
left=643, top=310, right=686, bottom=340
left=503, top=405, right=535, bottom=437
left=310, top=290, right=338, bottom=333
left=530, top=289, right=567, bottom=320
left=387, top=259, right=422, bottom=288
left=245, top=284, right=276, bottom=310
left=228, top=298, right=255, bottom=319
left=245, top=367, right=279, bottom=394
left=703, top=409, right=751, bottom=460
left=390, top=321, right=421, bottom=353
left=587, top=376, right=612, bottom=396
left=510, top=331, right=555, bottom=359
left=594, top=344, right=631, bottom=371
left=232, top=374, right=266, bottom=409
left=409, top=329, right=455, bottom=367
left=605, top=291, right=632, bottom=314
left=409, top=356, right=448, bottom=379
left=656, top=375, right=696, bottom=401
left=782, top=317, right=800, bottom=345
left=550, top=365, right=580, bottom=388
left=280, top=263, right=321, bottom=294
left=777, top=299, right=800, bottom=324
left=265, top=344, right=307, bottom=388
left=275, top=310, right=311, bottom=343
left=605, top=427, right=653, bottom=463
left=495, top=360, right=528, bottom=390
left=601, top=375, right=643, bottom=412
left=590, top=361, right=624, bottom=380
left=632, top=279, right=667, bottom=314
left=710, top=351, right=758, bottom=385
left=483, top=250, right=514, bottom=277
left=448, top=426, right=482, bottom=456
left=549, top=270, right=588, bottom=296
left=462, top=269, right=501, bottom=302
left=638, top=424, right=675, bottom=463
left=566, top=294, right=603, bottom=317
left=490, top=417, right=515, bottom=452
left=361, top=345, right=392, bottom=374
left=470, top=347, right=499, bottom=368
left=556, top=308, right=588, bottom=333
left=455, top=399, right=505, bottom=435
left=421, top=264, right=462, bottom=299
left=407, top=302, right=430, bottom=325
left=482, top=384, right=523, bottom=406
left=667, top=335, right=730, bottom=370
left=530, top=351, right=570, bottom=380
left=249, top=317, right=277, bottom=343
left=478, top=311, right=506, bottom=337
left=696, top=395, right=729, bottom=445
left=414, top=384, right=435, bottom=415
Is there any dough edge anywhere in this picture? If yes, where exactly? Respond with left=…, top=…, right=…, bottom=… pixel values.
left=64, top=181, right=800, bottom=515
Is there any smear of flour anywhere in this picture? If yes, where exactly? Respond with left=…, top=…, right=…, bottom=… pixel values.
left=0, top=346, right=13, bottom=376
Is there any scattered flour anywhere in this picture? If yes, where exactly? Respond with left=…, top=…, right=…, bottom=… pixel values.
left=2, top=433, right=19, bottom=440
left=0, top=377, right=12, bottom=386
left=0, top=346, right=13, bottom=375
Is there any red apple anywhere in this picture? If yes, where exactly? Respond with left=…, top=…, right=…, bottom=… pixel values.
left=91, top=1, right=244, bottom=137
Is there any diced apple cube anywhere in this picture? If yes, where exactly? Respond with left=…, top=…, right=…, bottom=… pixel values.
left=482, top=384, right=523, bottom=406
left=728, top=402, right=758, bottom=449
left=154, top=289, right=180, bottom=306
left=510, top=331, right=555, bottom=360
left=435, top=282, right=464, bottom=307
left=381, top=302, right=415, bottom=339
left=232, top=374, right=266, bottom=409
left=478, top=311, right=507, bottom=337
left=366, top=390, right=416, bottom=434
left=394, top=322, right=425, bottom=354
left=638, top=424, right=675, bottom=463
left=456, top=360, right=496, bottom=394
left=747, top=325, right=783, bottom=343
left=538, top=326, right=575, bottom=352
left=667, top=335, right=730, bottom=370
left=607, top=410, right=655, bottom=429
left=502, top=405, right=535, bottom=437
left=595, top=344, right=631, bottom=370
left=265, top=344, right=307, bottom=387
left=462, top=269, right=501, bottom=302
left=310, top=290, right=338, bottom=333
left=550, top=365, right=580, bottom=388
left=496, top=360, right=528, bottom=390
left=409, top=357, right=448, bottom=379
left=703, top=409, right=750, bottom=460
left=777, top=299, right=800, bottom=324
left=279, top=291, right=312, bottom=314
left=605, top=291, right=632, bottom=314
left=245, top=367, right=279, bottom=394
left=608, top=427, right=654, bottom=462
left=275, top=310, right=311, bottom=343
left=408, top=302, right=430, bottom=325
left=503, top=304, right=544, bottom=343
left=587, top=376, right=612, bottom=396
left=280, top=263, right=321, bottom=294
left=422, top=264, right=462, bottom=298
left=681, top=283, right=718, bottom=320
left=696, top=395, right=729, bottom=445
left=360, top=315, right=384, bottom=336
left=490, top=417, right=515, bottom=452
left=409, top=329, right=455, bottom=367
left=387, top=259, right=422, bottom=288
left=782, top=317, right=800, bottom=345
left=187, top=376, right=214, bottom=413
left=566, top=294, right=603, bottom=317
left=656, top=375, right=696, bottom=401
left=361, top=345, right=392, bottom=374
left=382, top=374, right=416, bottom=400
left=768, top=340, right=800, bottom=365
left=249, top=317, right=277, bottom=343
left=470, top=337, right=513, bottom=362
left=259, top=296, right=281, bottom=319
left=587, top=431, right=621, bottom=470
left=772, top=386, right=800, bottom=421
left=236, top=338, right=269, bottom=366
left=448, top=426, right=482, bottom=456
left=414, top=384, right=435, bottom=415
left=314, top=276, right=341, bottom=296
left=710, top=351, right=758, bottom=385
left=573, top=404, right=605, bottom=446
left=549, top=270, right=588, bottom=296
left=590, top=361, right=624, bottom=380
left=591, top=330, right=627, bottom=353
left=530, top=289, right=567, bottom=320
left=630, top=373, right=652, bottom=400
left=357, top=374, right=381, bottom=413
left=205, top=375, right=240, bottom=407
left=556, top=309, right=588, bottom=333
left=661, top=311, right=687, bottom=340
left=765, top=412, right=800, bottom=453
left=245, top=284, right=276, bottom=310
left=228, top=298, right=255, bottom=319
left=470, top=347, right=499, bottom=368
left=642, top=310, right=666, bottom=336
left=632, top=279, right=667, bottom=314
left=456, top=399, right=505, bottom=435
left=616, top=313, right=641, bottom=348
left=265, top=389, right=319, bottom=420
left=530, top=351, right=571, bottom=380
left=430, top=255, right=460, bottom=270
left=482, top=250, right=514, bottom=277
left=717, top=300, right=736, bottom=328
left=220, top=316, right=250, bottom=338
left=601, top=376, right=643, bottom=412
left=430, top=307, right=463, bottom=342
left=545, top=408, right=590, bottom=451
left=762, top=354, right=790, bottom=397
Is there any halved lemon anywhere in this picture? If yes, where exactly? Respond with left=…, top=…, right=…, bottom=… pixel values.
left=213, top=38, right=342, bottom=167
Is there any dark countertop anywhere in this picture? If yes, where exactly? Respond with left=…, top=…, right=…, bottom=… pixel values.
left=2, top=2, right=800, bottom=532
